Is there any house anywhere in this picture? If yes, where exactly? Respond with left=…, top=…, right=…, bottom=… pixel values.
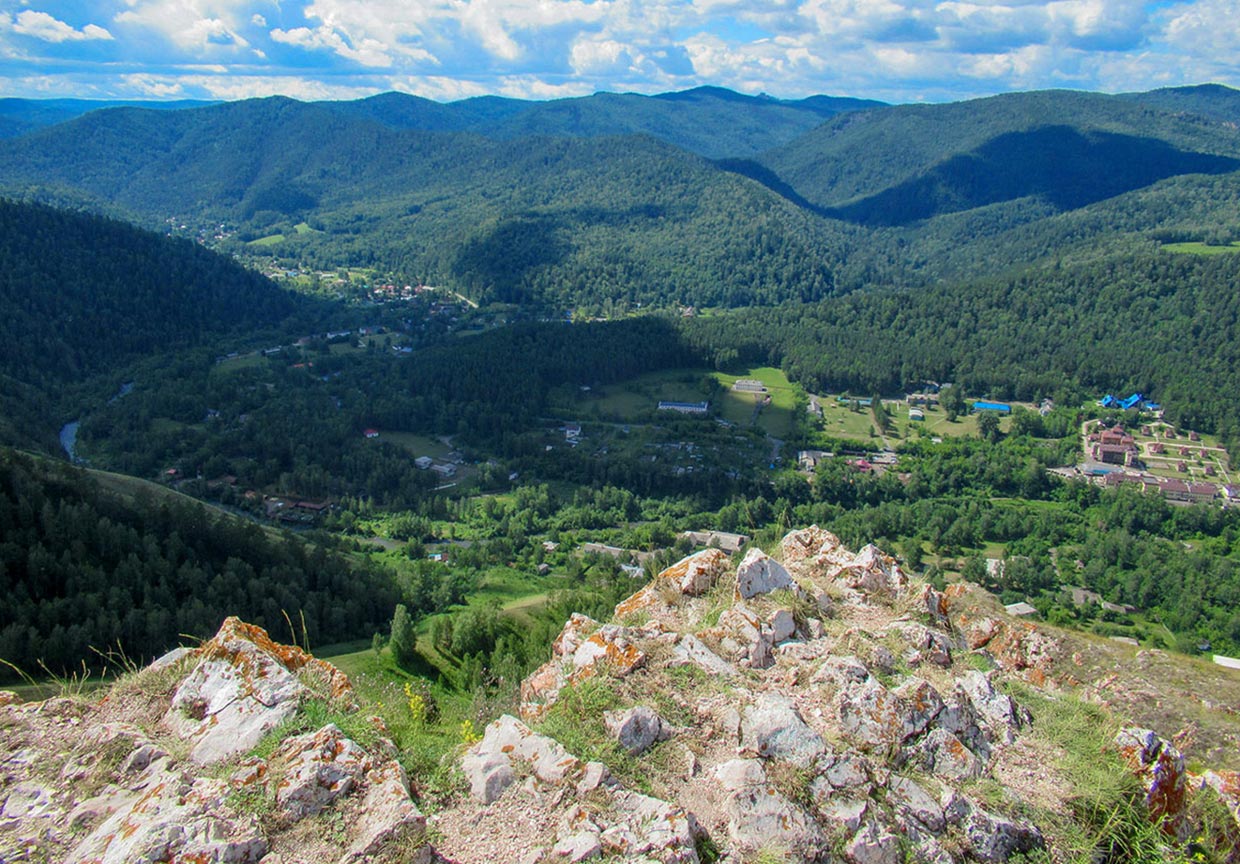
left=1004, top=602, right=1039, bottom=617
left=414, top=456, right=433, bottom=470
left=657, top=401, right=709, bottom=414
left=909, top=408, right=925, bottom=421
left=430, top=463, right=457, bottom=478
left=364, top=428, right=380, bottom=439
left=678, top=530, right=750, bottom=554
left=1092, top=426, right=1138, bottom=465
left=797, top=449, right=833, bottom=470
left=732, top=379, right=767, bottom=393
left=972, top=401, right=1011, bottom=413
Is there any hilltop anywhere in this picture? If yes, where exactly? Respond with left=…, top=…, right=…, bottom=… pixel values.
left=3, top=533, right=1238, bottom=863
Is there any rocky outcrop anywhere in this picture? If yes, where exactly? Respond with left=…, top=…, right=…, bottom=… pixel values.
left=1116, top=726, right=1189, bottom=839
left=5, top=529, right=1236, bottom=864
left=0, top=618, right=433, bottom=864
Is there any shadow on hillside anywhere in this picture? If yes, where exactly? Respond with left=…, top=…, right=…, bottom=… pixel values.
left=824, top=126, right=1240, bottom=227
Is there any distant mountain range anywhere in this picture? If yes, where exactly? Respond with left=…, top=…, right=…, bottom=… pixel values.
left=1, top=84, right=1238, bottom=308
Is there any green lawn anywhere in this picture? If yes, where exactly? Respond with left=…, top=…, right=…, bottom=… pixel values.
left=380, top=431, right=453, bottom=459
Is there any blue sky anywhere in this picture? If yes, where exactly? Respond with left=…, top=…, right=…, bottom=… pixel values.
left=0, top=0, right=1237, bottom=103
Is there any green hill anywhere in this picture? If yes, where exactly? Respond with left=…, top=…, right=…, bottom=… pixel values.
left=0, top=198, right=300, bottom=445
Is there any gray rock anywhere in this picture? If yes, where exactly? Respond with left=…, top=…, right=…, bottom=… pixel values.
left=891, top=678, right=945, bottom=740
left=550, top=832, right=602, bottom=862
left=910, top=729, right=984, bottom=781
left=274, top=724, right=369, bottom=821
left=735, top=548, right=797, bottom=599
left=341, top=759, right=427, bottom=863
left=887, top=775, right=945, bottom=833
left=604, top=706, right=667, bottom=755
left=768, top=609, right=798, bottom=644
left=837, top=678, right=925, bottom=752
left=741, top=694, right=826, bottom=768
left=163, top=625, right=306, bottom=765
left=66, top=771, right=267, bottom=864
left=669, top=634, right=736, bottom=677
left=814, top=794, right=869, bottom=833
left=461, top=715, right=582, bottom=803
left=811, top=655, right=870, bottom=688
left=955, top=671, right=1026, bottom=745
left=947, top=795, right=1045, bottom=862
left=845, top=819, right=902, bottom=864
left=715, top=759, right=824, bottom=858
left=822, top=752, right=871, bottom=790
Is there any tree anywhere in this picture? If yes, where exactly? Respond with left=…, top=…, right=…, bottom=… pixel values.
left=389, top=603, right=418, bottom=668
left=977, top=411, right=1001, bottom=443
left=941, top=386, right=966, bottom=422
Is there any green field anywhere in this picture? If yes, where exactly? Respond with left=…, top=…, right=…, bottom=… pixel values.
left=380, top=431, right=453, bottom=459
left=1162, top=241, right=1240, bottom=255
left=813, top=396, right=1001, bottom=444
left=712, top=367, right=798, bottom=437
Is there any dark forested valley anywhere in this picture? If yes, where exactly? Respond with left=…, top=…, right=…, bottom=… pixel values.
left=4, top=83, right=1240, bottom=691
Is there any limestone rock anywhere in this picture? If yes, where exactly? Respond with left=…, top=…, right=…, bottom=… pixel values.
left=908, top=729, right=984, bottom=782
left=887, top=775, right=945, bottom=833
left=734, top=548, right=797, bottom=600
left=740, top=694, right=826, bottom=768
left=462, top=715, right=583, bottom=803
left=702, top=603, right=774, bottom=669
left=668, top=633, right=736, bottom=677
left=660, top=547, right=731, bottom=596
left=521, top=616, right=648, bottom=720
left=342, top=759, right=427, bottom=862
left=274, top=723, right=370, bottom=820
left=162, top=617, right=353, bottom=765
left=714, top=758, right=823, bottom=859
left=1115, top=726, right=1189, bottom=839
left=955, top=671, right=1027, bottom=745
left=66, top=768, right=268, bottom=864
left=836, top=678, right=920, bottom=752
left=604, top=705, right=668, bottom=755
left=845, top=819, right=903, bottom=864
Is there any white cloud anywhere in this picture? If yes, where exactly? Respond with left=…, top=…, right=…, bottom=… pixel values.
left=270, top=24, right=415, bottom=67
left=12, top=10, right=113, bottom=42
left=113, top=0, right=254, bottom=51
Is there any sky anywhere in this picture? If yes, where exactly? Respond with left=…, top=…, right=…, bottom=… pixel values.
left=0, top=0, right=1237, bottom=104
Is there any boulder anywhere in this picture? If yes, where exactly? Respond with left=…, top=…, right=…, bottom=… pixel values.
left=908, top=729, right=984, bottom=782
left=836, top=678, right=922, bottom=752
left=845, top=819, right=903, bottom=864
left=887, top=775, right=945, bottom=833
left=461, top=715, right=582, bottom=803
left=66, top=768, right=267, bottom=864
left=740, top=694, right=827, bottom=768
left=940, top=792, right=1044, bottom=862
left=668, top=633, right=736, bottom=677
left=659, top=548, right=731, bottom=596
left=521, top=616, right=647, bottom=720
left=604, top=706, right=668, bottom=756
left=955, top=671, right=1027, bottom=745
left=714, top=759, right=823, bottom=858
left=734, top=548, right=797, bottom=600
left=768, top=609, right=798, bottom=644
left=342, top=759, right=427, bottom=862
left=273, top=724, right=370, bottom=820
left=781, top=525, right=854, bottom=571
left=702, top=603, right=774, bottom=669
left=162, top=617, right=352, bottom=765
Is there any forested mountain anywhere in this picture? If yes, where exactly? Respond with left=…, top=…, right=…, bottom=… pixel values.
left=0, top=100, right=856, bottom=308
left=0, top=98, right=213, bottom=140
left=0, top=199, right=301, bottom=445
left=0, top=447, right=396, bottom=676
left=330, top=86, right=883, bottom=158
left=3, top=85, right=1239, bottom=310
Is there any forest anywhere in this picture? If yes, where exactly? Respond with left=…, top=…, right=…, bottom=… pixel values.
left=4, top=85, right=1240, bottom=691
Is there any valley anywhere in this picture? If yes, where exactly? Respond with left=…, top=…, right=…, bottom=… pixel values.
left=4, top=83, right=1240, bottom=863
